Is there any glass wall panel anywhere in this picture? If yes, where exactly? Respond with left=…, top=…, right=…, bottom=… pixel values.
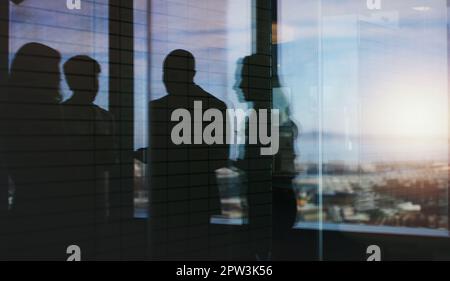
left=278, top=0, right=449, bottom=241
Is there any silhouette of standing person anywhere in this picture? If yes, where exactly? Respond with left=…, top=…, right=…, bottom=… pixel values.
left=234, top=54, right=273, bottom=260
left=4, top=43, right=69, bottom=259
left=62, top=55, right=117, bottom=259
left=271, top=87, right=298, bottom=261
left=149, top=49, right=229, bottom=260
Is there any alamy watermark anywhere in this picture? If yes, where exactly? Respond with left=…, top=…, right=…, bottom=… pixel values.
left=367, top=0, right=382, bottom=10
left=171, top=101, right=280, bottom=156
left=366, top=245, right=381, bottom=261
left=66, top=0, right=81, bottom=10
left=66, top=245, right=81, bottom=261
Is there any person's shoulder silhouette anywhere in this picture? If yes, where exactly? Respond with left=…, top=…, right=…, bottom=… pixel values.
left=62, top=55, right=115, bottom=137
left=152, top=49, right=226, bottom=109
left=150, top=49, right=228, bottom=157
left=149, top=49, right=229, bottom=260
left=6, top=42, right=64, bottom=188
left=234, top=54, right=274, bottom=260
left=4, top=42, right=70, bottom=259
left=62, top=54, right=116, bottom=212
left=61, top=55, right=116, bottom=259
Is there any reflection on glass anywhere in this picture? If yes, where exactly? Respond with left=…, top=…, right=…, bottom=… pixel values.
left=136, top=0, right=253, bottom=222
left=10, top=0, right=109, bottom=108
left=4, top=0, right=113, bottom=259
left=279, top=0, right=449, bottom=235
left=8, top=0, right=110, bottom=213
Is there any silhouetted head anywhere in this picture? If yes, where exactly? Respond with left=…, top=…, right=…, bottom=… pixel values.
left=236, top=54, right=271, bottom=107
left=9, top=43, right=62, bottom=104
left=64, top=55, right=101, bottom=104
left=163, top=49, right=196, bottom=96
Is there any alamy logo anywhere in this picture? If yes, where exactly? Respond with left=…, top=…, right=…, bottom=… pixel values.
left=66, top=0, right=81, bottom=10
left=66, top=245, right=81, bottom=261
left=366, top=245, right=381, bottom=261
left=171, top=101, right=280, bottom=156
left=367, top=0, right=381, bottom=10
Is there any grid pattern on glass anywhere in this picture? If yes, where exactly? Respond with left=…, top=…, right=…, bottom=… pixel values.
left=278, top=0, right=449, bottom=236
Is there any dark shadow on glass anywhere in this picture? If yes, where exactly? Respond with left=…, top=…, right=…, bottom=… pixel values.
left=148, top=49, right=230, bottom=260
left=1, top=45, right=114, bottom=260
left=233, top=53, right=298, bottom=260
left=233, top=54, right=274, bottom=260
left=62, top=55, right=117, bottom=258
left=3, top=43, right=68, bottom=259
left=271, top=84, right=298, bottom=261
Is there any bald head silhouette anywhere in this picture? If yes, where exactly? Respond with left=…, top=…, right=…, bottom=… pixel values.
left=163, top=49, right=196, bottom=96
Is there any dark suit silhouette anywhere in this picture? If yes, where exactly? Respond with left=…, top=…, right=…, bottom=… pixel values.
left=235, top=54, right=298, bottom=260
left=62, top=55, right=117, bottom=259
left=149, top=49, right=229, bottom=260
left=3, top=43, right=69, bottom=259
left=235, top=54, right=273, bottom=260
